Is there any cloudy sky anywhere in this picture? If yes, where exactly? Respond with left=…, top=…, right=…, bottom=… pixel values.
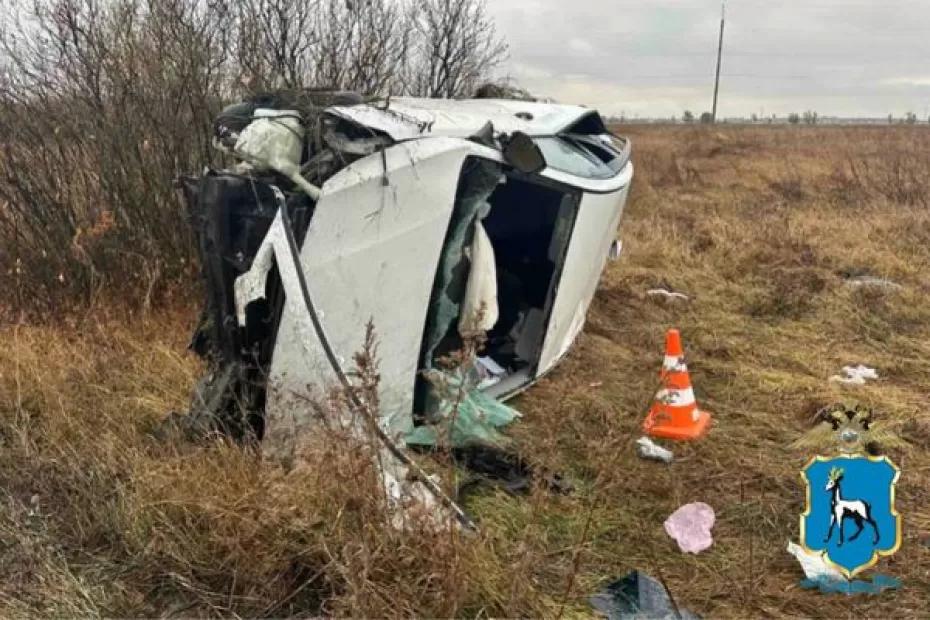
left=488, top=0, right=930, bottom=119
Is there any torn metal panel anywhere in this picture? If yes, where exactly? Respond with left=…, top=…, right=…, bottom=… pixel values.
left=264, top=137, right=492, bottom=454
left=242, top=188, right=475, bottom=530
left=322, top=128, right=392, bottom=156
left=178, top=171, right=313, bottom=439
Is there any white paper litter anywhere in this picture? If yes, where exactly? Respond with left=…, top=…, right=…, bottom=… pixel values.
left=830, top=364, right=879, bottom=386
left=476, top=356, right=506, bottom=390
left=646, top=288, right=689, bottom=302
left=844, top=276, right=903, bottom=291
left=636, top=436, right=674, bottom=463
left=476, top=356, right=507, bottom=377
left=608, top=239, right=623, bottom=261
left=787, top=541, right=845, bottom=581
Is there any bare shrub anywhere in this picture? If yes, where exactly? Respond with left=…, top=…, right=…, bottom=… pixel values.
left=235, top=0, right=413, bottom=94
left=0, top=0, right=230, bottom=316
left=0, top=0, right=508, bottom=317
left=839, top=129, right=930, bottom=208
left=405, top=0, right=508, bottom=98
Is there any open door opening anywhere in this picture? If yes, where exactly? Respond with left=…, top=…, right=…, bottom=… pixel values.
left=414, top=160, right=579, bottom=424
left=480, top=175, right=579, bottom=397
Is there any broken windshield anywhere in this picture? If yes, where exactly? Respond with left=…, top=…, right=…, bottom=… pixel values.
left=534, top=134, right=629, bottom=180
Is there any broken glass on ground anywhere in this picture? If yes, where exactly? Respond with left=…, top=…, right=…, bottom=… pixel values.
left=404, top=364, right=520, bottom=449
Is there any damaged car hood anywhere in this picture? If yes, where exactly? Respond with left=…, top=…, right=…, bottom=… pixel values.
left=326, top=97, right=603, bottom=141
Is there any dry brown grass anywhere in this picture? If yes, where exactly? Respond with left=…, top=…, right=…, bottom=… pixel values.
left=2, top=125, right=929, bottom=617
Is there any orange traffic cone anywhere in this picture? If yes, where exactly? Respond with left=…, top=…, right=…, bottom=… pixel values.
left=642, top=329, right=712, bottom=441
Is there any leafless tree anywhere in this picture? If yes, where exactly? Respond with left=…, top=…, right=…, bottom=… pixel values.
left=235, top=0, right=320, bottom=90
left=406, top=0, right=508, bottom=98
left=343, top=1, right=412, bottom=94
left=0, top=0, right=511, bottom=314
left=313, top=0, right=411, bottom=94
left=0, top=0, right=231, bottom=312
left=231, top=0, right=412, bottom=95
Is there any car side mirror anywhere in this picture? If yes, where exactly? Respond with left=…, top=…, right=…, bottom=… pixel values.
left=503, top=131, right=546, bottom=174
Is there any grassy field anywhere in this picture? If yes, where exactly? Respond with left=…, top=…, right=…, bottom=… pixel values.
left=1, top=125, right=929, bottom=617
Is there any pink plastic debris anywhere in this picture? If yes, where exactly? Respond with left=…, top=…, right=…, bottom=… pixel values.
left=664, top=502, right=715, bottom=553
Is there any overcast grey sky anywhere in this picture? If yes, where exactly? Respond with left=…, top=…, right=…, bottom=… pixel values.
left=488, top=0, right=930, bottom=119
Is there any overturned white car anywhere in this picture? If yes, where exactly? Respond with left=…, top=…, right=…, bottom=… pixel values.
left=178, top=92, right=632, bottom=524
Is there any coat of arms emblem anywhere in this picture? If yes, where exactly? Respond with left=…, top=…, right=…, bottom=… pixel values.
left=800, top=454, right=901, bottom=577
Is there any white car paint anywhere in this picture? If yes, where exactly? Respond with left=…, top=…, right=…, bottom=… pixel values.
left=258, top=98, right=632, bottom=457
left=264, top=137, right=503, bottom=451
left=537, top=165, right=632, bottom=373
left=327, top=97, right=597, bottom=141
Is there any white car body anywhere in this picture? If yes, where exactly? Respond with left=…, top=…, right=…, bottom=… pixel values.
left=259, top=98, right=633, bottom=452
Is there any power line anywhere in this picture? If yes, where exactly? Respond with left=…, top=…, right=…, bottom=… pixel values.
left=606, top=50, right=930, bottom=59
left=579, top=74, right=815, bottom=81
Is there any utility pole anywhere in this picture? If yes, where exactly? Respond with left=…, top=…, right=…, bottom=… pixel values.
left=712, top=2, right=725, bottom=122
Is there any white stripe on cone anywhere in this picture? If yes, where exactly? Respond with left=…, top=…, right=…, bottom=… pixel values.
left=662, top=355, right=687, bottom=371
left=655, top=387, right=696, bottom=407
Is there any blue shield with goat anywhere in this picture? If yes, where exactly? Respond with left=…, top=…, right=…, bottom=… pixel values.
left=801, top=455, right=901, bottom=577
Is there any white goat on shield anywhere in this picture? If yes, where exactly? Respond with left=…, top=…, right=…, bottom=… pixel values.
left=824, top=466, right=879, bottom=546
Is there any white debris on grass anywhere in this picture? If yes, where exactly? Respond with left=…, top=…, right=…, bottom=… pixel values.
left=646, top=288, right=690, bottom=302
left=844, top=276, right=903, bottom=291
left=787, top=541, right=845, bottom=582
left=830, top=365, right=879, bottom=386
left=636, top=436, right=674, bottom=463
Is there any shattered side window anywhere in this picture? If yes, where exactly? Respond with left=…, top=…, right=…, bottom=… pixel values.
left=534, top=137, right=610, bottom=179
left=599, top=133, right=629, bottom=156
left=534, top=135, right=627, bottom=180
